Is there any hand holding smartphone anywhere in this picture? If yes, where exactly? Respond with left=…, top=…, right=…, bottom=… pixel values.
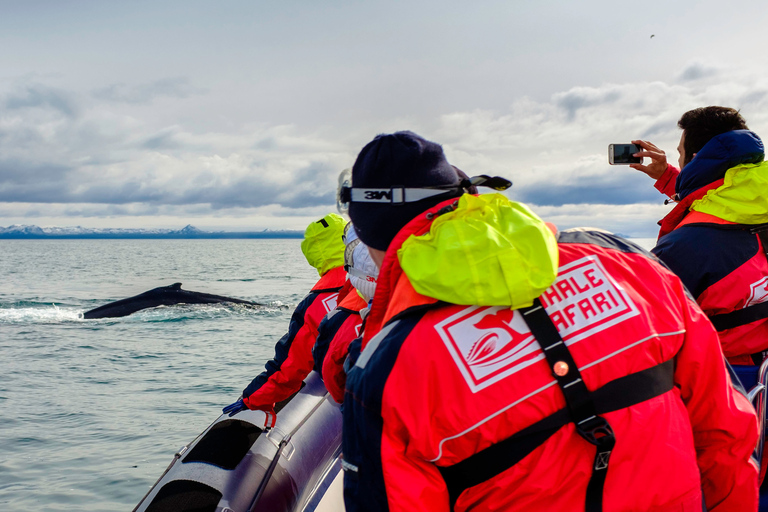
left=609, top=144, right=643, bottom=165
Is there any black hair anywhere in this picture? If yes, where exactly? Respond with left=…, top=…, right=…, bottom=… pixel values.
left=677, top=106, right=749, bottom=165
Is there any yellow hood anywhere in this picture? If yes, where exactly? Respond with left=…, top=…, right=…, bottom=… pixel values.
left=691, top=160, right=768, bottom=224
left=397, top=194, right=559, bottom=308
left=301, top=213, right=346, bottom=276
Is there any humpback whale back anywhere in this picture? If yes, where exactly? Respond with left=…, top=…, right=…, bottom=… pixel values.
left=82, top=283, right=264, bottom=319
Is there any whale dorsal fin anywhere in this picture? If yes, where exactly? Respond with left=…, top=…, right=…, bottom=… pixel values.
left=170, top=283, right=183, bottom=290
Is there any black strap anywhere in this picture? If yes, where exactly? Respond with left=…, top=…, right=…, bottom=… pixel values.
left=520, top=300, right=613, bottom=512
left=709, top=226, right=768, bottom=333
left=438, top=300, right=675, bottom=510
left=754, top=225, right=768, bottom=258
left=711, top=302, right=768, bottom=331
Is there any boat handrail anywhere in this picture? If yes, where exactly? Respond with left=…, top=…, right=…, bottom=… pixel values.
left=750, top=358, right=768, bottom=464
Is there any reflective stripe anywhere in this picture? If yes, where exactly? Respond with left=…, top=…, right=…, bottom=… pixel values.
left=356, top=320, right=400, bottom=369
left=342, top=460, right=359, bottom=473
left=428, top=329, right=684, bottom=463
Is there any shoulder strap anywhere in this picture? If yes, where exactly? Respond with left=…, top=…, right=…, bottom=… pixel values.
left=438, top=299, right=675, bottom=510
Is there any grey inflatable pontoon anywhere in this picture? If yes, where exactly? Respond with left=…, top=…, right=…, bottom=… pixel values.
left=133, top=373, right=344, bottom=512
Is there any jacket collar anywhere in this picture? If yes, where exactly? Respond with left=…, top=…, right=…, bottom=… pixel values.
left=311, top=265, right=347, bottom=292
left=676, top=130, right=763, bottom=200
left=657, top=179, right=725, bottom=239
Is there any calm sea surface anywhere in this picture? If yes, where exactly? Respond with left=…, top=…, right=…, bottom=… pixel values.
left=0, top=237, right=656, bottom=511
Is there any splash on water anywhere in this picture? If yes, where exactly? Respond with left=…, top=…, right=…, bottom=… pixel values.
left=0, top=301, right=287, bottom=324
left=0, top=303, right=83, bottom=324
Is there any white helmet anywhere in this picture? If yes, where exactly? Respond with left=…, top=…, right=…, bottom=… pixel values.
left=343, top=224, right=378, bottom=302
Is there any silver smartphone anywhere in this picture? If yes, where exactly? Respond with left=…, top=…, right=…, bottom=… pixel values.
left=608, top=144, right=643, bottom=165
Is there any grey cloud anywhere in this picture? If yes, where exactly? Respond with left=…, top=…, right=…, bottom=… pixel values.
left=0, top=158, right=336, bottom=210
left=92, top=77, right=205, bottom=104
left=678, top=62, right=719, bottom=82
left=143, top=131, right=182, bottom=150
left=4, top=84, right=79, bottom=118
left=0, top=160, right=73, bottom=186
left=640, top=120, right=674, bottom=140
left=253, top=137, right=277, bottom=150
left=514, top=173, right=664, bottom=206
left=76, top=182, right=168, bottom=205
left=278, top=189, right=336, bottom=209
left=554, top=88, right=622, bottom=121
left=740, top=90, right=767, bottom=106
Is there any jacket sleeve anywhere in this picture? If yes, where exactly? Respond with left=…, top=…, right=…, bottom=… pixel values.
left=654, top=164, right=679, bottom=198
left=312, top=308, right=349, bottom=376
left=322, top=315, right=359, bottom=404
left=242, top=292, right=321, bottom=409
left=672, top=276, right=759, bottom=511
left=379, top=421, right=451, bottom=511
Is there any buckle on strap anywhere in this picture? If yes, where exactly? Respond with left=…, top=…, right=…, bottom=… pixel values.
left=576, top=415, right=614, bottom=445
left=576, top=415, right=615, bottom=472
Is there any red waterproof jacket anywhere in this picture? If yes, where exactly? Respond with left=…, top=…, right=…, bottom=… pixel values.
left=242, top=266, right=347, bottom=409
left=342, top=195, right=758, bottom=512
left=319, top=291, right=367, bottom=403
left=653, top=146, right=768, bottom=365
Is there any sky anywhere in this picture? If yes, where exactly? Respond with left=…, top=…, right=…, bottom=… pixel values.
left=1, top=0, right=767, bottom=237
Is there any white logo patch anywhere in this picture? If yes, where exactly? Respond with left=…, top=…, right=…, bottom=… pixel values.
left=745, top=277, right=768, bottom=308
left=321, top=293, right=339, bottom=313
left=435, top=256, right=640, bottom=392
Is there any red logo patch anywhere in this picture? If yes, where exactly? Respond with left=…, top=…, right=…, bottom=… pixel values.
left=435, top=256, right=639, bottom=392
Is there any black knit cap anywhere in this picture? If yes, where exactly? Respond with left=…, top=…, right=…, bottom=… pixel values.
left=349, top=131, right=460, bottom=251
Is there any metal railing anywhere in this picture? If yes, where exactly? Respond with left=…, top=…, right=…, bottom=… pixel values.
left=748, top=358, right=768, bottom=463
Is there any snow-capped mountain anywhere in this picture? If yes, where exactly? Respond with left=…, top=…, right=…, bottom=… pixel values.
left=0, top=224, right=303, bottom=239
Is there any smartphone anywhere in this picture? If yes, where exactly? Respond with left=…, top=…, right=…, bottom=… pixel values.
left=609, top=144, right=643, bottom=165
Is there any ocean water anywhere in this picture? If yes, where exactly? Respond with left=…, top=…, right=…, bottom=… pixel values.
left=0, top=239, right=318, bottom=511
left=0, top=237, right=657, bottom=511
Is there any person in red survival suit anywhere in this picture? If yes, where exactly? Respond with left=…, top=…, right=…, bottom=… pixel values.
left=312, top=223, right=378, bottom=404
left=222, top=213, right=348, bottom=417
left=340, top=131, right=758, bottom=512
left=630, top=107, right=768, bottom=366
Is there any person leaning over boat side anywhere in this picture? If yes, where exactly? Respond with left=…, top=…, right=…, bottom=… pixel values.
left=312, top=223, right=378, bottom=404
left=340, top=131, right=758, bottom=512
left=630, top=107, right=768, bottom=366
left=222, top=213, right=348, bottom=416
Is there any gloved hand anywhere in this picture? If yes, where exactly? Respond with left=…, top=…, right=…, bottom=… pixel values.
left=222, top=398, right=248, bottom=417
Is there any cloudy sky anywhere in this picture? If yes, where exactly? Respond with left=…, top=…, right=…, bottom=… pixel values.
left=1, top=0, right=767, bottom=236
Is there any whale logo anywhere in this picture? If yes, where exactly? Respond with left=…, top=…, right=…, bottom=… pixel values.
left=745, top=277, right=768, bottom=309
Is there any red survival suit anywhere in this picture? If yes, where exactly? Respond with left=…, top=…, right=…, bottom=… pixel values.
left=651, top=130, right=768, bottom=365
left=342, top=195, right=758, bottom=512
left=242, top=266, right=348, bottom=409
left=312, top=290, right=367, bottom=403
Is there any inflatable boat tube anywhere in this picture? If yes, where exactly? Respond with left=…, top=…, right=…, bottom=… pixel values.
left=133, top=372, right=344, bottom=512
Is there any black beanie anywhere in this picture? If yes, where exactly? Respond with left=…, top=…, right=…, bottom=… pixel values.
left=348, top=131, right=460, bottom=251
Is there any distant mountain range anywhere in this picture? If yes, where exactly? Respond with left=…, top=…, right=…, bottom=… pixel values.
left=0, top=224, right=304, bottom=239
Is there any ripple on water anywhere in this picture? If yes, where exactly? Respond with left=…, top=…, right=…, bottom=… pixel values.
left=0, top=239, right=313, bottom=511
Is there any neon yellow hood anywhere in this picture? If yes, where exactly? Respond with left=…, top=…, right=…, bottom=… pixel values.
left=691, top=160, right=768, bottom=224
left=397, top=194, right=559, bottom=308
left=301, top=213, right=346, bottom=276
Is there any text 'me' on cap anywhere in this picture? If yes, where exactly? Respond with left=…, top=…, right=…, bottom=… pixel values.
left=349, top=131, right=460, bottom=251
